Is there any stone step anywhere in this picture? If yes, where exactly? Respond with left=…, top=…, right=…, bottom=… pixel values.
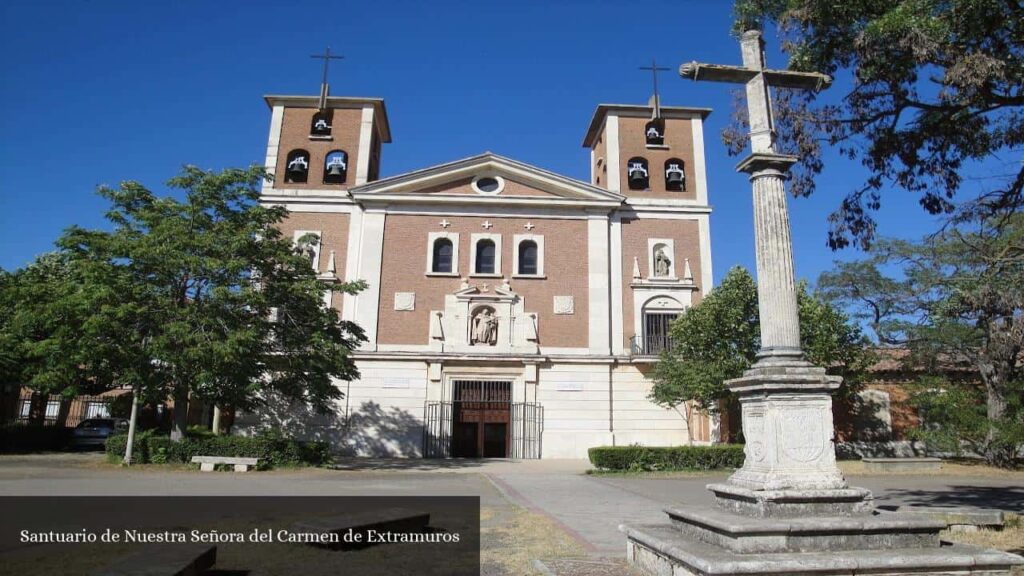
left=621, top=522, right=1024, bottom=576
left=665, top=504, right=945, bottom=553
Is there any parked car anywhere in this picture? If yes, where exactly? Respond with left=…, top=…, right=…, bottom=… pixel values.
left=70, top=418, right=129, bottom=450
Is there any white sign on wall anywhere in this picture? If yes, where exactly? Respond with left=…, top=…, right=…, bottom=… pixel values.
left=554, top=381, right=584, bottom=392
left=383, top=378, right=411, bottom=389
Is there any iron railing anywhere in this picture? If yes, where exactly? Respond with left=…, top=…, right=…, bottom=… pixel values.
left=630, top=334, right=675, bottom=357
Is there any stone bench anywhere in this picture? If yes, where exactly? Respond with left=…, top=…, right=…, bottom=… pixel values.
left=862, top=457, right=941, bottom=472
left=93, top=543, right=216, bottom=575
left=191, top=455, right=259, bottom=472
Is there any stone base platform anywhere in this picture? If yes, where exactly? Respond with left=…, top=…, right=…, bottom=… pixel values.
left=666, top=504, right=945, bottom=553
left=708, top=483, right=874, bottom=518
left=621, top=523, right=1024, bottom=576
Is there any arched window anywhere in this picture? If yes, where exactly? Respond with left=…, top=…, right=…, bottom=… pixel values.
left=310, top=112, right=331, bottom=136
left=627, top=157, right=649, bottom=190
left=665, top=158, right=686, bottom=191
left=645, top=120, right=665, bottom=146
left=475, top=239, right=496, bottom=274
left=323, top=150, right=348, bottom=184
left=518, top=240, right=538, bottom=275
left=432, top=238, right=454, bottom=273
left=285, top=149, right=310, bottom=184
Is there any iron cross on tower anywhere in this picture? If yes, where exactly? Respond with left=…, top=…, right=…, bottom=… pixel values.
left=311, top=47, right=345, bottom=110
left=639, top=59, right=670, bottom=119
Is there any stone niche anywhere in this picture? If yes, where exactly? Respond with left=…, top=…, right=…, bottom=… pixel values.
left=429, top=279, right=538, bottom=354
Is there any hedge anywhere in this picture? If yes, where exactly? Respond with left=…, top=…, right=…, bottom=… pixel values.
left=588, top=444, right=745, bottom=472
left=105, top=431, right=331, bottom=469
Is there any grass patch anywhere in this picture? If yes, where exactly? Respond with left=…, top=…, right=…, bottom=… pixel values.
left=941, top=513, right=1024, bottom=574
left=481, top=506, right=584, bottom=575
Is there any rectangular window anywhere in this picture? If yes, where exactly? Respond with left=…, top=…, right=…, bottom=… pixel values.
left=643, top=313, right=678, bottom=355
left=86, top=402, right=111, bottom=419
left=44, top=400, right=60, bottom=421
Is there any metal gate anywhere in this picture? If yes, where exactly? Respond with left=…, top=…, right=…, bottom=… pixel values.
left=423, top=400, right=543, bottom=459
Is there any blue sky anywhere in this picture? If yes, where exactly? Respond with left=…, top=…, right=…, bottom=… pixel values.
left=0, top=0, right=953, bottom=285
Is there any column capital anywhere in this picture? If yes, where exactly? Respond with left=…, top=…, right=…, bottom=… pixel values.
left=736, top=152, right=798, bottom=175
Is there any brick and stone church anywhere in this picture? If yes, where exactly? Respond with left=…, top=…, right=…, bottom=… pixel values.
left=242, top=80, right=718, bottom=458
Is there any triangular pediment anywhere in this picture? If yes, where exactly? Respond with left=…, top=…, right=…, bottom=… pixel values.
left=349, top=152, right=624, bottom=207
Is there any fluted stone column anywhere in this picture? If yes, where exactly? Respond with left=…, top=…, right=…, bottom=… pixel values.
left=750, top=165, right=802, bottom=359
left=711, top=153, right=854, bottom=504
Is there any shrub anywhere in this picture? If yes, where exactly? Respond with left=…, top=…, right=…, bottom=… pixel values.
left=587, top=444, right=745, bottom=472
left=105, top=432, right=330, bottom=468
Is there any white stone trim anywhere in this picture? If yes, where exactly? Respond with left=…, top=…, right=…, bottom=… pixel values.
left=355, top=104, right=374, bottom=185
left=632, top=291, right=690, bottom=351
left=512, top=233, right=544, bottom=277
left=341, top=207, right=364, bottom=322
left=426, top=231, right=460, bottom=276
left=610, top=214, right=625, bottom=354
left=605, top=115, right=621, bottom=193
left=263, top=105, right=284, bottom=193
left=292, top=229, right=322, bottom=271
left=469, top=233, right=502, bottom=276
left=590, top=147, right=596, bottom=185
left=355, top=209, right=386, bottom=349
left=698, top=213, right=713, bottom=296
left=647, top=238, right=676, bottom=279
left=692, top=115, right=709, bottom=206
left=587, top=214, right=610, bottom=353
left=471, top=175, right=505, bottom=195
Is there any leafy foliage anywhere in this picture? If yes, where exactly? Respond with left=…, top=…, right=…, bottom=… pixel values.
left=104, top=429, right=331, bottom=468
left=728, top=0, right=1024, bottom=249
left=4, top=165, right=366, bottom=440
left=818, top=214, right=1024, bottom=466
left=649, top=266, right=872, bottom=427
left=587, top=444, right=746, bottom=472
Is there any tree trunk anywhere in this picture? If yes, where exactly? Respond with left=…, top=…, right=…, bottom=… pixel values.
left=170, top=384, right=189, bottom=442
left=212, top=405, right=222, bottom=435
left=984, top=379, right=1013, bottom=467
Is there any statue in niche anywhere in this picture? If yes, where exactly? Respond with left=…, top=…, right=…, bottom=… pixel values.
left=296, top=237, right=319, bottom=267
left=654, top=248, right=672, bottom=277
left=471, top=308, right=498, bottom=345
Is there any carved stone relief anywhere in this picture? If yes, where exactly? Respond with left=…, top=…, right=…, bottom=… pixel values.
left=553, top=295, right=574, bottom=315
left=394, top=292, right=416, bottom=311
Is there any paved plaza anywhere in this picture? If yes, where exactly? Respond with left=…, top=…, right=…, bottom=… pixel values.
left=2, top=453, right=1021, bottom=557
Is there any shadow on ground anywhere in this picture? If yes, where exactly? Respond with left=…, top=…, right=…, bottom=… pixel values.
left=327, top=457, right=492, bottom=471
left=881, top=485, right=1024, bottom=513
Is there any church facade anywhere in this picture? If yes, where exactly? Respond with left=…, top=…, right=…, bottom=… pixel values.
left=246, top=91, right=717, bottom=458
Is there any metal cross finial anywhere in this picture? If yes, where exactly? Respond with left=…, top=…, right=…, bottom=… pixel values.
left=311, top=47, right=345, bottom=110
left=639, top=59, right=671, bottom=119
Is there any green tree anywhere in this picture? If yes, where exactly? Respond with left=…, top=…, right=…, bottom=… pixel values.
left=11, top=165, right=366, bottom=441
left=650, top=266, right=871, bottom=440
left=728, top=0, right=1024, bottom=249
left=818, top=213, right=1024, bottom=466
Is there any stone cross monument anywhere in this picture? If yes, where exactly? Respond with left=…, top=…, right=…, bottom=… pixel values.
left=680, top=29, right=852, bottom=503
left=619, top=29, right=1023, bottom=576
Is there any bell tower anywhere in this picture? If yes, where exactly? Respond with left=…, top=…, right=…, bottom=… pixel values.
left=582, top=60, right=710, bottom=203
left=262, top=49, right=391, bottom=192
